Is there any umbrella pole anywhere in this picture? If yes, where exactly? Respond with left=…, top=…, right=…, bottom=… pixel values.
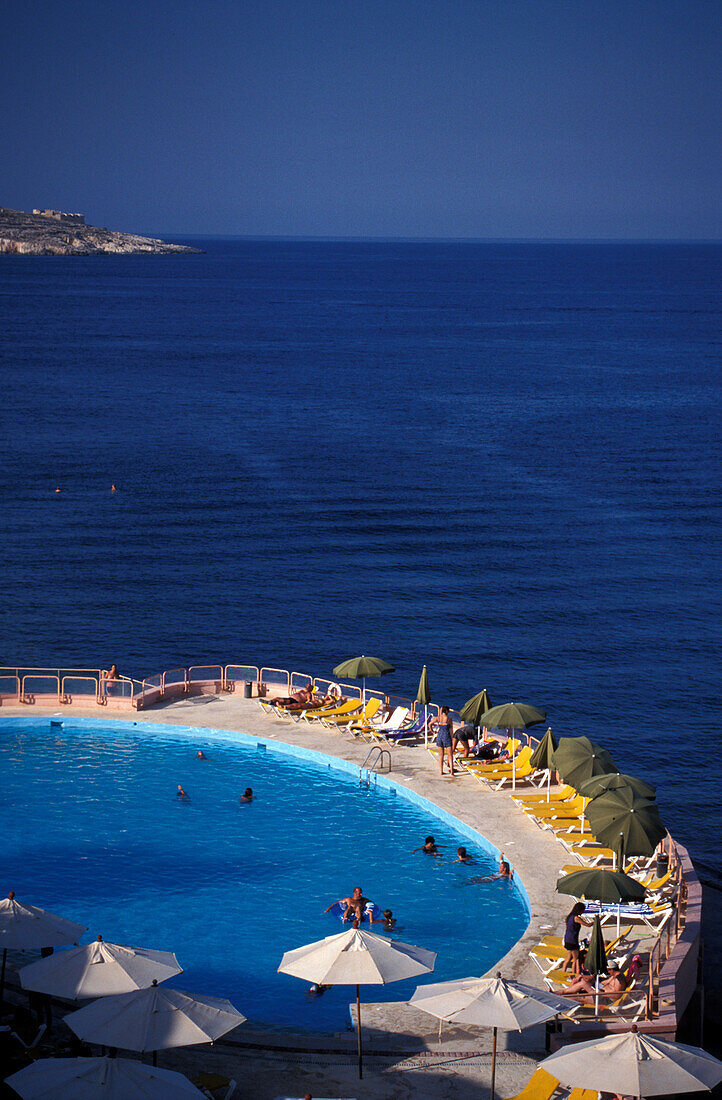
left=356, top=984, right=363, bottom=1079
left=424, top=707, right=428, bottom=749
left=0, top=947, right=6, bottom=1004
left=547, top=767, right=551, bottom=802
left=490, top=1025, right=497, bottom=1100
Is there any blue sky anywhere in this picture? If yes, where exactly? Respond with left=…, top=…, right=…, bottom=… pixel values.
left=3, top=0, right=720, bottom=238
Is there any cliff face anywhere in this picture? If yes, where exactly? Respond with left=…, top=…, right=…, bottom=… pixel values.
left=0, top=207, right=202, bottom=255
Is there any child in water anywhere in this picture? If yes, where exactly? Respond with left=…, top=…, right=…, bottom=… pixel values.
left=239, top=788, right=253, bottom=802
left=453, top=846, right=476, bottom=864
left=382, top=909, right=396, bottom=930
left=412, top=835, right=442, bottom=854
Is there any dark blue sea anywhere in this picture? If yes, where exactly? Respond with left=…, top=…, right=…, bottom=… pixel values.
left=1, top=238, right=720, bottom=1009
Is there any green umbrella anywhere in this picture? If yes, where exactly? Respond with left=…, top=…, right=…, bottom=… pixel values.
left=556, top=868, right=646, bottom=905
left=552, top=736, right=617, bottom=792
left=332, top=655, right=395, bottom=706
left=529, top=728, right=558, bottom=802
left=586, top=915, right=608, bottom=976
left=586, top=787, right=666, bottom=864
left=460, top=688, right=493, bottom=728
left=479, top=702, right=546, bottom=792
left=557, top=867, right=646, bottom=940
left=480, top=702, right=546, bottom=732
left=416, top=666, right=431, bottom=747
left=579, top=772, right=656, bottom=801
left=584, top=915, right=609, bottom=1015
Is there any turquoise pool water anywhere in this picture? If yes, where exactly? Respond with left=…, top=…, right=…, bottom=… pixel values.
left=1, top=717, right=529, bottom=1031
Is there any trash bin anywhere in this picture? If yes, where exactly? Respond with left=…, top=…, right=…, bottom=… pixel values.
left=656, top=852, right=669, bottom=878
left=243, top=680, right=253, bottom=699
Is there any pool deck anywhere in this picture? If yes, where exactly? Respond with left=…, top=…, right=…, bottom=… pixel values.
left=0, top=696, right=611, bottom=1097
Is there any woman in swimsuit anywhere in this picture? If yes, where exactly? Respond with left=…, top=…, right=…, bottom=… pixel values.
left=431, top=707, right=455, bottom=776
left=562, top=902, right=592, bottom=976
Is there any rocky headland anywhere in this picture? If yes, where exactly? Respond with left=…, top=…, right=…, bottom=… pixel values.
left=0, top=206, right=202, bottom=255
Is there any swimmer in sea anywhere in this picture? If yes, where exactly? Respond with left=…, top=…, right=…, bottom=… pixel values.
left=412, top=835, right=442, bottom=854
left=462, top=853, right=513, bottom=884
left=239, top=787, right=253, bottom=802
left=382, top=909, right=396, bottom=930
left=453, top=846, right=476, bottom=864
left=177, top=785, right=189, bottom=799
left=196, top=750, right=206, bottom=759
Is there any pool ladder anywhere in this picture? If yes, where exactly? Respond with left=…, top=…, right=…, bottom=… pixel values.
left=359, top=747, right=391, bottom=788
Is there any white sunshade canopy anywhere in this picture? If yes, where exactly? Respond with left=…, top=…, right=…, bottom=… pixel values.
left=65, top=983, right=246, bottom=1052
left=0, top=893, right=86, bottom=951
left=278, top=927, right=436, bottom=986
left=540, top=1028, right=722, bottom=1096
left=19, top=937, right=182, bottom=998
left=410, top=974, right=577, bottom=1030
left=4, top=1056, right=206, bottom=1099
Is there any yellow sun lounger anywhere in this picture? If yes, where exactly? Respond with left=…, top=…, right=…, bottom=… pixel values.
left=323, top=697, right=382, bottom=729
left=512, top=783, right=576, bottom=806
left=526, top=794, right=587, bottom=820
left=529, top=928, right=632, bottom=975
left=294, top=699, right=363, bottom=723
left=501, top=1068, right=560, bottom=1100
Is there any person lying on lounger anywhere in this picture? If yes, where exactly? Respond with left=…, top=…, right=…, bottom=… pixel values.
left=267, top=684, right=316, bottom=706
left=564, top=955, right=642, bottom=997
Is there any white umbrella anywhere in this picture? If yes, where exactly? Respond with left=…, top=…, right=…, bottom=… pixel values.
left=0, top=891, right=86, bottom=1000
left=65, top=979, right=246, bottom=1056
left=279, top=926, right=436, bottom=1078
left=5, top=1056, right=206, bottom=1099
left=411, top=973, right=577, bottom=1099
left=19, top=935, right=182, bottom=999
left=540, top=1025, right=722, bottom=1097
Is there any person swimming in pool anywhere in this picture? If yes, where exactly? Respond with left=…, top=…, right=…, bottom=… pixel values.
left=239, top=787, right=253, bottom=802
left=463, top=853, right=513, bottom=884
left=324, top=886, right=376, bottom=923
left=196, top=750, right=206, bottom=759
left=177, top=785, right=189, bottom=799
left=382, top=909, right=396, bottom=930
left=412, top=835, right=442, bottom=854
left=453, top=846, right=476, bottom=864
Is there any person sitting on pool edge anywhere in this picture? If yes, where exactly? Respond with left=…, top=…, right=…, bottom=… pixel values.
left=239, top=788, right=253, bottom=802
left=412, top=835, right=442, bottom=854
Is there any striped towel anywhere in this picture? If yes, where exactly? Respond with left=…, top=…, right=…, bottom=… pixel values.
left=582, top=901, right=659, bottom=917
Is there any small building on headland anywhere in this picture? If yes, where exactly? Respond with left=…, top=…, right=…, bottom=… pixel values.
left=33, top=209, right=86, bottom=225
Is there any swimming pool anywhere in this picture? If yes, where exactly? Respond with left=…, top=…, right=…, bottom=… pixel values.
left=1, top=717, right=529, bottom=1030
